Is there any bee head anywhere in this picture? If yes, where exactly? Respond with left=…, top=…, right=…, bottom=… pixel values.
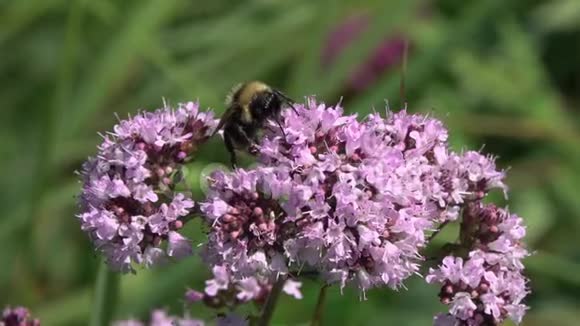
left=249, top=90, right=282, bottom=120
left=228, top=81, right=298, bottom=124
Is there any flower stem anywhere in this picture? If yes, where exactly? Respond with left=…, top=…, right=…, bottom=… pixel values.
left=90, top=260, right=120, bottom=326
left=309, top=285, right=328, bottom=326
left=257, top=275, right=287, bottom=326
left=399, top=38, right=409, bottom=107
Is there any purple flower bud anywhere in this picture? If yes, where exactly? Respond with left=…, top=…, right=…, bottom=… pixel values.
left=136, top=142, right=146, bottom=151
left=252, top=207, right=264, bottom=217
left=172, top=220, right=184, bottom=230
left=184, top=289, right=204, bottom=303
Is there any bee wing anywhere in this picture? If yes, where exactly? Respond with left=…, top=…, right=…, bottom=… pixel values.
left=212, top=107, right=236, bottom=137
left=225, top=83, right=243, bottom=106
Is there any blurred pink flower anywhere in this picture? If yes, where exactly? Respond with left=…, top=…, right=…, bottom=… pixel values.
left=321, top=13, right=409, bottom=92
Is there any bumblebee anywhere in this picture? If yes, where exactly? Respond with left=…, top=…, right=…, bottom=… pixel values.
left=213, top=81, right=297, bottom=168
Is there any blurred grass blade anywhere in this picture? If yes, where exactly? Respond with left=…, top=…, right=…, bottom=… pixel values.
left=0, top=0, right=66, bottom=44
left=289, top=1, right=418, bottom=99
left=350, top=0, right=511, bottom=113
left=90, top=261, right=119, bottom=326
left=0, top=179, right=80, bottom=241
left=145, top=43, right=220, bottom=105
left=62, top=0, right=181, bottom=142
left=287, top=0, right=337, bottom=96
left=527, top=251, right=580, bottom=286
left=36, top=288, right=92, bottom=325
left=532, top=0, right=580, bottom=32
left=36, top=258, right=205, bottom=324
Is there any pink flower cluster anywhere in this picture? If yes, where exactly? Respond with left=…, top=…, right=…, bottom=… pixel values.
left=78, top=102, right=217, bottom=272
left=1, top=306, right=40, bottom=326
left=200, top=99, right=513, bottom=298
left=113, top=309, right=246, bottom=326
left=77, top=97, right=530, bottom=324
left=185, top=265, right=302, bottom=309
left=321, top=13, right=409, bottom=91
left=428, top=203, right=529, bottom=325
left=200, top=168, right=291, bottom=279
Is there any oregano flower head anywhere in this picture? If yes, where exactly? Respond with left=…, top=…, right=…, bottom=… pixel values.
left=1, top=306, right=40, bottom=326
left=77, top=96, right=530, bottom=325
left=427, top=204, right=529, bottom=325
left=77, top=102, right=217, bottom=272
left=200, top=99, right=513, bottom=299
left=113, top=309, right=247, bottom=326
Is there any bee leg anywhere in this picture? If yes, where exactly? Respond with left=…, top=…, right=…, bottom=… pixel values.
left=248, top=133, right=261, bottom=155
left=223, top=129, right=238, bottom=169
left=233, top=124, right=258, bottom=150
left=251, top=132, right=260, bottom=144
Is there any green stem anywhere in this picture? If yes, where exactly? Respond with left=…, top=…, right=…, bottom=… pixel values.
left=399, top=38, right=409, bottom=107
left=257, top=276, right=287, bottom=326
left=309, top=285, right=328, bottom=326
left=90, top=260, right=120, bottom=326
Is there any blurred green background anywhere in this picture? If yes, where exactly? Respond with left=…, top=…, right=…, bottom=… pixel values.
left=1, top=0, right=580, bottom=325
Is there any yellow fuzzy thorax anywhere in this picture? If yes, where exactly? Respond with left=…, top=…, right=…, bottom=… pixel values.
left=226, top=81, right=271, bottom=124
